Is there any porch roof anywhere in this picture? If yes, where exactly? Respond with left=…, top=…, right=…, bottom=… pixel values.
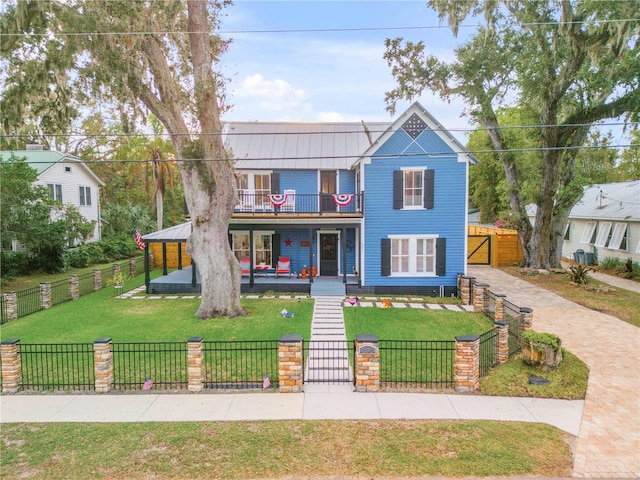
left=142, top=222, right=192, bottom=242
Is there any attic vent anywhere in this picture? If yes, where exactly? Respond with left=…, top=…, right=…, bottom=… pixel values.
left=26, top=144, right=44, bottom=151
left=401, top=113, right=428, bottom=139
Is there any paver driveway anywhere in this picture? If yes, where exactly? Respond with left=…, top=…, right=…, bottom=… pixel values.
left=469, top=266, right=640, bottom=479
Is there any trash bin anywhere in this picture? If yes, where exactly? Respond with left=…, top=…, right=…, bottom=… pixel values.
left=574, top=249, right=585, bottom=264
left=585, top=253, right=595, bottom=265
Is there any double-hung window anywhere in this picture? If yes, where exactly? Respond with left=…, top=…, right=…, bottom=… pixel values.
left=79, top=186, right=91, bottom=206
left=390, top=236, right=437, bottom=275
left=47, top=183, right=63, bottom=202
left=403, top=170, right=423, bottom=208
left=393, top=169, right=434, bottom=210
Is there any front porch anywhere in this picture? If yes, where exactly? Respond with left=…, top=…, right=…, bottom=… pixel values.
left=147, top=265, right=359, bottom=296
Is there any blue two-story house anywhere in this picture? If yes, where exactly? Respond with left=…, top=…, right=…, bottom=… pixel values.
left=144, top=102, right=476, bottom=296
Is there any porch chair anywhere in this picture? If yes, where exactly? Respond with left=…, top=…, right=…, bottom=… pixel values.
left=281, top=189, right=296, bottom=212
left=240, top=257, right=251, bottom=276
left=276, top=257, right=291, bottom=277
left=240, top=189, right=255, bottom=212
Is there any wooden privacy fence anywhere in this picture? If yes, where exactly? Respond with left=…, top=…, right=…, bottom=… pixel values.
left=467, top=226, right=524, bottom=266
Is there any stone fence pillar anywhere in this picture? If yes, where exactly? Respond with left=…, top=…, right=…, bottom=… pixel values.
left=3, top=292, right=18, bottom=321
left=93, top=269, right=102, bottom=291
left=69, top=274, right=79, bottom=300
left=455, top=335, right=480, bottom=392
left=461, top=276, right=475, bottom=305
left=278, top=334, right=303, bottom=393
left=40, top=282, right=52, bottom=309
left=112, top=263, right=121, bottom=278
left=129, top=257, right=137, bottom=278
left=494, top=294, right=506, bottom=322
left=1, top=339, right=22, bottom=394
left=94, top=338, right=113, bottom=393
left=187, top=336, right=204, bottom=393
left=494, top=321, right=509, bottom=365
left=473, top=282, right=489, bottom=313
left=355, top=334, right=379, bottom=392
left=519, top=307, right=534, bottom=331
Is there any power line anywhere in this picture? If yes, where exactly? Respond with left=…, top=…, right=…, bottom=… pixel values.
left=7, top=143, right=638, bottom=166
left=1, top=18, right=636, bottom=37
left=2, top=121, right=636, bottom=140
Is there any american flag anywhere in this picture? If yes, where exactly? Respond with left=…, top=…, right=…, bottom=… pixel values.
left=134, top=228, right=146, bottom=250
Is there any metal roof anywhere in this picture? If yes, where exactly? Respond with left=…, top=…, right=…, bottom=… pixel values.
left=224, top=121, right=391, bottom=170
left=142, top=222, right=192, bottom=242
left=570, top=180, right=640, bottom=221
left=0, top=150, right=105, bottom=186
left=527, top=180, right=640, bottom=221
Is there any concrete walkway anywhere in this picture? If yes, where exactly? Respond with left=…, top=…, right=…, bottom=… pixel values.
left=469, top=266, right=640, bottom=479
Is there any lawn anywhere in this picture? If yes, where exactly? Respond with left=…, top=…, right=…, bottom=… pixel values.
left=0, top=420, right=573, bottom=479
left=499, top=266, right=640, bottom=327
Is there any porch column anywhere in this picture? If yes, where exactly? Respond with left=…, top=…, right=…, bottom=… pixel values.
left=191, top=260, right=197, bottom=287
left=177, top=242, right=183, bottom=270
left=249, top=228, right=254, bottom=288
left=144, top=243, right=150, bottom=293
left=162, top=243, right=168, bottom=275
left=308, top=227, right=313, bottom=284
left=342, top=227, right=347, bottom=284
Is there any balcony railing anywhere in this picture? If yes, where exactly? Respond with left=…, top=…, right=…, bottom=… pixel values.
left=234, top=192, right=363, bottom=215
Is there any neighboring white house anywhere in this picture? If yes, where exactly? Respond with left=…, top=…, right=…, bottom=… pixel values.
left=528, top=180, right=640, bottom=264
left=1, top=147, right=105, bottom=249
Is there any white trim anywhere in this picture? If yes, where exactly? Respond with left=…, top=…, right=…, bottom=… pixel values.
left=594, top=221, right=612, bottom=248
left=580, top=221, right=597, bottom=244
left=316, top=229, right=341, bottom=276
left=608, top=223, right=627, bottom=250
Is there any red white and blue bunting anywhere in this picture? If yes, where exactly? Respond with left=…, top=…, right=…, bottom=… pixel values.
left=332, top=194, right=354, bottom=207
left=268, top=194, right=288, bottom=207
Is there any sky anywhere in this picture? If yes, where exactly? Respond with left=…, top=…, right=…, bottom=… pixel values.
left=218, top=1, right=475, bottom=137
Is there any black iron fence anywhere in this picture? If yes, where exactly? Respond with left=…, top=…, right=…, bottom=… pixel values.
left=379, top=340, right=455, bottom=389
left=504, top=299, right=522, bottom=355
left=112, top=342, right=188, bottom=390
left=16, top=286, right=41, bottom=319
left=234, top=192, right=363, bottom=215
left=203, top=340, right=279, bottom=389
left=479, top=328, right=499, bottom=376
left=21, top=343, right=95, bottom=392
left=78, top=271, right=95, bottom=296
left=304, top=340, right=353, bottom=384
left=50, top=278, right=71, bottom=306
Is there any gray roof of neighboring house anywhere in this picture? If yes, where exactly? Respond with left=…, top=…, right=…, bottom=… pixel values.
left=224, top=121, right=392, bottom=170
left=527, top=180, right=640, bottom=221
left=1, top=149, right=105, bottom=186
left=142, top=222, right=192, bottom=242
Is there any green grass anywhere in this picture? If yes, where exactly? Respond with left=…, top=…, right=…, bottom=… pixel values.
left=344, top=306, right=493, bottom=340
left=480, top=349, right=589, bottom=399
left=0, top=276, right=313, bottom=343
left=0, top=420, right=573, bottom=479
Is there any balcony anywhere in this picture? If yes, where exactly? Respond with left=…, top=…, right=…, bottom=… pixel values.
left=234, top=191, right=363, bottom=216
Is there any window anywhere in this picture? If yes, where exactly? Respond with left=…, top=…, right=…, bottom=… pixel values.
left=64, top=166, right=72, bottom=173
left=236, top=171, right=273, bottom=207
left=403, top=170, right=423, bottom=208
left=594, top=222, right=612, bottom=247
left=388, top=236, right=438, bottom=276
left=254, top=233, right=272, bottom=266
left=393, top=169, right=434, bottom=210
left=580, top=221, right=597, bottom=244
left=563, top=222, right=570, bottom=240
left=47, top=183, right=63, bottom=202
left=608, top=223, right=627, bottom=250
left=79, top=186, right=91, bottom=206
left=232, top=232, right=250, bottom=260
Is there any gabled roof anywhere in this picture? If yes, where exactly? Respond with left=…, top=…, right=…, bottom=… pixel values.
left=224, top=121, right=390, bottom=170
left=0, top=150, right=105, bottom=186
left=356, top=102, right=478, bottom=165
left=223, top=102, right=476, bottom=170
left=526, top=180, right=640, bottom=221
left=142, top=222, right=192, bottom=242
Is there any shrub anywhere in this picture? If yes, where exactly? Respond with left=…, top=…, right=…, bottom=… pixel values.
left=598, top=256, right=622, bottom=271
left=568, top=264, right=593, bottom=284
left=0, top=251, right=31, bottom=278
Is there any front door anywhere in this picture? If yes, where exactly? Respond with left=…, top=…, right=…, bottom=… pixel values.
left=319, top=233, right=338, bottom=276
left=320, top=171, right=336, bottom=213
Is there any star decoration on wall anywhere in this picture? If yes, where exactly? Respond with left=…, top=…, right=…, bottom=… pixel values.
left=284, top=238, right=293, bottom=247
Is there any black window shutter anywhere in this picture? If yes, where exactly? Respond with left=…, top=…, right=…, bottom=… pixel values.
left=271, top=173, right=280, bottom=193
left=436, top=237, right=446, bottom=276
left=424, top=169, right=434, bottom=209
left=272, top=233, right=281, bottom=265
left=381, top=238, right=391, bottom=276
left=393, top=170, right=403, bottom=209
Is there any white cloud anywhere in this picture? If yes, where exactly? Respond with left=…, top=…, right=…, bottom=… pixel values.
left=234, top=73, right=311, bottom=113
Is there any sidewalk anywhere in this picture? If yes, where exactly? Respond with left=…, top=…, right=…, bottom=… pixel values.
left=0, top=385, right=583, bottom=436
left=469, top=266, right=640, bottom=479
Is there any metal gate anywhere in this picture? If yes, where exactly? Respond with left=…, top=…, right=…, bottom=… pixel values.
left=468, top=235, right=491, bottom=265
left=304, top=340, right=354, bottom=384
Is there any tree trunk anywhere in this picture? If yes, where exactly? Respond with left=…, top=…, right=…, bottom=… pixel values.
left=186, top=0, right=243, bottom=319
left=155, top=190, right=164, bottom=232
